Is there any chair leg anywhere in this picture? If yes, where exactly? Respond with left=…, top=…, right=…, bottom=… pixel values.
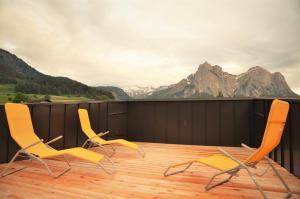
left=205, top=169, right=238, bottom=191
left=29, top=154, right=71, bottom=179
left=267, top=160, right=292, bottom=199
left=101, top=144, right=115, bottom=157
left=254, top=165, right=271, bottom=177
left=1, top=150, right=29, bottom=177
left=137, top=147, right=146, bottom=158
left=82, top=140, right=90, bottom=148
left=245, top=167, right=268, bottom=199
left=164, top=161, right=195, bottom=177
left=96, top=156, right=116, bottom=175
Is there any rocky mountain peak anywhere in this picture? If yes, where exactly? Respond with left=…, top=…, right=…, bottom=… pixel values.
left=148, top=62, right=298, bottom=99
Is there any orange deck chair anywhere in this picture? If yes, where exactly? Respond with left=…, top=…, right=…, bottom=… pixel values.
left=1, top=103, right=115, bottom=178
left=78, top=109, right=145, bottom=157
left=164, top=99, right=292, bottom=199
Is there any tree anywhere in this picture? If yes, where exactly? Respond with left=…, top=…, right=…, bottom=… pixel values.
left=217, top=91, right=224, bottom=98
left=43, top=95, right=51, bottom=102
left=13, top=93, right=28, bottom=103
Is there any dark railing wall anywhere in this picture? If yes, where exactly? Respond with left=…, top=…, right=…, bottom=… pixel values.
left=0, top=99, right=299, bottom=178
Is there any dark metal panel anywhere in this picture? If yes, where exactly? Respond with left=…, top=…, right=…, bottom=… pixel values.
left=107, top=102, right=127, bottom=140
left=192, top=102, right=206, bottom=145
left=89, top=103, right=100, bottom=133
left=205, top=102, right=220, bottom=146
left=253, top=100, right=265, bottom=148
left=220, top=101, right=235, bottom=146
left=31, top=104, right=50, bottom=142
left=234, top=101, right=251, bottom=147
left=78, top=103, right=89, bottom=146
left=290, top=102, right=300, bottom=175
left=166, top=102, right=179, bottom=144
left=108, top=102, right=127, bottom=114
left=179, top=102, right=192, bottom=145
left=49, top=104, right=65, bottom=149
left=64, top=104, right=78, bottom=148
left=0, top=105, right=9, bottom=163
left=127, top=102, right=143, bottom=141
left=99, top=102, right=108, bottom=133
left=281, top=104, right=291, bottom=171
left=154, top=102, right=167, bottom=143
left=142, top=102, right=155, bottom=142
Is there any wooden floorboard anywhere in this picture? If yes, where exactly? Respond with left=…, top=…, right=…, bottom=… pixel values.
left=0, top=142, right=299, bottom=199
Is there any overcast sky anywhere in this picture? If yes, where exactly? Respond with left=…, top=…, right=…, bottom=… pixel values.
left=1, top=0, right=300, bottom=93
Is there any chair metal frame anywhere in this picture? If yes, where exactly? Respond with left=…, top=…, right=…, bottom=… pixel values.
left=82, top=131, right=146, bottom=158
left=1, top=135, right=115, bottom=178
left=164, top=143, right=292, bottom=199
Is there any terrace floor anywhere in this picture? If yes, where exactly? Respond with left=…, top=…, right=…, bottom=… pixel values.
left=0, top=142, right=300, bottom=199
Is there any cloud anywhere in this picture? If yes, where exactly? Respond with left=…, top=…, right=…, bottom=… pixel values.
left=0, top=0, right=300, bottom=92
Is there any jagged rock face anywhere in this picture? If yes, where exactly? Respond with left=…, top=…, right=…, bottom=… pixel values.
left=235, top=66, right=296, bottom=97
left=149, top=62, right=298, bottom=99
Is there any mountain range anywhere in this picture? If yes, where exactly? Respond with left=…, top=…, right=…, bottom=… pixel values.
left=0, top=49, right=113, bottom=100
left=0, top=48, right=297, bottom=101
left=127, top=62, right=298, bottom=99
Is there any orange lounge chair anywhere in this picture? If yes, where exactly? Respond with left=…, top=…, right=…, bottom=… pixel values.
left=1, top=103, right=115, bottom=178
left=78, top=109, right=145, bottom=157
left=164, top=99, right=292, bottom=199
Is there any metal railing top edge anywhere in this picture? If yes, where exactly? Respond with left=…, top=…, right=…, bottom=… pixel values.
left=1, top=97, right=300, bottom=106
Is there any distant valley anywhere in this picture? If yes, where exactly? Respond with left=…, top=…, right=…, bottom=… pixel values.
left=0, top=49, right=114, bottom=103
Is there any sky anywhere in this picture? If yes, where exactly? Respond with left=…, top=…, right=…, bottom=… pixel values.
left=0, top=0, right=300, bottom=93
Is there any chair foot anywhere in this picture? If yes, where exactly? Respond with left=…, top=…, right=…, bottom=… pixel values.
left=97, top=156, right=116, bottom=175
left=164, top=161, right=194, bottom=177
left=137, top=147, right=145, bottom=158
left=1, top=166, right=27, bottom=177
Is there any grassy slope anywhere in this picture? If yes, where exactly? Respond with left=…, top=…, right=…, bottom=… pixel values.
left=0, top=84, right=93, bottom=103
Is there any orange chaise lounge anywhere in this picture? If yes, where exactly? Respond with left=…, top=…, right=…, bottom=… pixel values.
left=0, top=103, right=115, bottom=178
left=78, top=109, right=145, bottom=157
left=164, top=99, right=292, bottom=199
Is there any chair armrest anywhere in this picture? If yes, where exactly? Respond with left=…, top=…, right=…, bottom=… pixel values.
left=241, top=143, right=255, bottom=151
left=23, top=139, right=44, bottom=150
left=88, top=131, right=110, bottom=141
left=46, top=135, right=63, bottom=145
left=97, top=131, right=109, bottom=137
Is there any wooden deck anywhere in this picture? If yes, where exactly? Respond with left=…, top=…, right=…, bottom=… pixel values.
left=0, top=142, right=299, bottom=199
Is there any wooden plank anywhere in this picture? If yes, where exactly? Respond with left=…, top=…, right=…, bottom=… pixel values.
left=107, top=102, right=127, bottom=140
left=99, top=102, right=108, bottom=134
left=89, top=103, right=100, bottom=133
left=0, top=143, right=300, bottom=199
left=179, top=102, right=192, bottom=145
left=192, top=102, right=205, bottom=145
left=0, top=105, right=9, bottom=163
left=64, top=104, right=78, bottom=148
left=49, top=104, right=65, bottom=149
left=154, top=102, right=167, bottom=143
left=253, top=100, right=265, bottom=148
left=290, top=102, right=300, bottom=176
left=166, top=102, right=179, bottom=144
left=78, top=103, right=89, bottom=146
left=205, top=102, right=220, bottom=146
left=234, top=101, right=251, bottom=147
left=127, top=102, right=143, bottom=141
left=220, top=101, right=235, bottom=146
left=31, top=104, right=50, bottom=141
left=142, top=102, right=155, bottom=142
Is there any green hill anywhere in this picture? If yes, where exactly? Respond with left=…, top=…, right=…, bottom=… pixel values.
left=0, top=49, right=114, bottom=102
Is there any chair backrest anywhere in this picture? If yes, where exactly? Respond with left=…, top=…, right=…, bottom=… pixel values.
left=245, top=99, right=289, bottom=165
left=78, top=109, right=98, bottom=139
left=4, top=103, right=42, bottom=149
